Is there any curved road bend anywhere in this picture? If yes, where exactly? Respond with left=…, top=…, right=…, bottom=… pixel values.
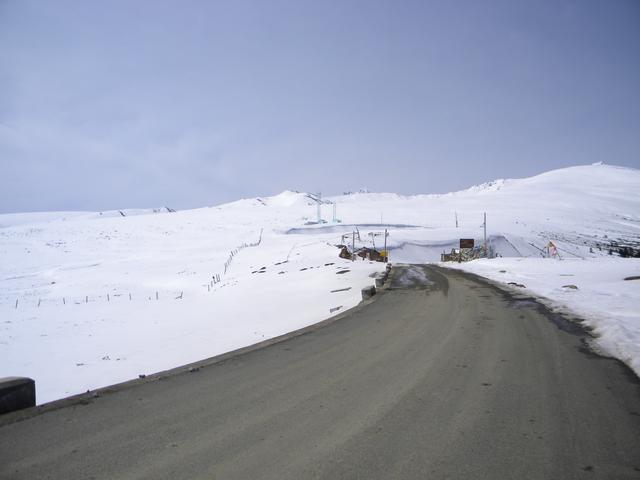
left=1, top=265, right=639, bottom=479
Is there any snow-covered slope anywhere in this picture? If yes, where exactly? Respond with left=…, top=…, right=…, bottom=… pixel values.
left=1, top=163, right=639, bottom=403
left=0, top=207, right=176, bottom=229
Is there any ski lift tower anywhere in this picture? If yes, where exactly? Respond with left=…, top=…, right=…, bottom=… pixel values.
left=329, top=200, right=341, bottom=223
left=308, top=193, right=340, bottom=224
left=307, top=192, right=322, bottom=223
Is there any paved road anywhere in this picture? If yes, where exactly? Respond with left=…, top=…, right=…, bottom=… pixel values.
left=1, top=265, right=639, bottom=479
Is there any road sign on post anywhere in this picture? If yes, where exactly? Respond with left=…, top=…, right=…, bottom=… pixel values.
left=460, top=239, right=474, bottom=249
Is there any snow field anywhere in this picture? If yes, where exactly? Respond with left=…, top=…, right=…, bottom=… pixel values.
left=1, top=163, right=639, bottom=402
left=1, top=211, right=385, bottom=403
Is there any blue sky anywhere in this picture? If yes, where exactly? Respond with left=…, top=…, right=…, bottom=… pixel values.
left=1, top=0, right=639, bottom=212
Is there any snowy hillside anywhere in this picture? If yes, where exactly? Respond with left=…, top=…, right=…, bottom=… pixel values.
left=1, top=163, right=639, bottom=403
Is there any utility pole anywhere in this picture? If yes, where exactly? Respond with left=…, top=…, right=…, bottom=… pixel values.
left=483, top=212, right=487, bottom=257
left=455, top=212, right=458, bottom=228
left=384, top=229, right=388, bottom=263
left=352, top=231, right=355, bottom=262
left=316, top=192, right=322, bottom=223
left=332, top=203, right=337, bottom=223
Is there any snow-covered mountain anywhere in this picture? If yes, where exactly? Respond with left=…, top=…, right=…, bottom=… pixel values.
left=1, top=163, right=639, bottom=403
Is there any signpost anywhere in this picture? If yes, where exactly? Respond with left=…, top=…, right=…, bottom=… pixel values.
left=459, top=239, right=474, bottom=249
left=459, top=239, right=474, bottom=263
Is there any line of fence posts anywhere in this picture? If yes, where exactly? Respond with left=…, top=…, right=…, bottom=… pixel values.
left=9, top=229, right=266, bottom=309
left=13, top=290, right=159, bottom=309
left=221, top=228, right=263, bottom=276
left=211, top=228, right=263, bottom=290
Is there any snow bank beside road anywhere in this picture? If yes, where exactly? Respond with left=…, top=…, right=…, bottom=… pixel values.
left=1, top=234, right=383, bottom=404
left=446, top=258, right=640, bottom=376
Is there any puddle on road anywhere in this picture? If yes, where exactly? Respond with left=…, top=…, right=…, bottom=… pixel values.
left=387, top=265, right=449, bottom=295
left=510, top=299, right=539, bottom=310
left=507, top=297, right=585, bottom=336
left=547, top=312, right=585, bottom=335
left=392, top=265, right=433, bottom=288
